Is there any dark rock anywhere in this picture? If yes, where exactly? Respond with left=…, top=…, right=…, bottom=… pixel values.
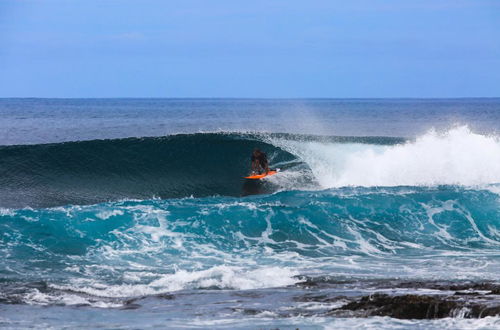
left=340, top=294, right=459, bottom=319
left=454, top=291, right=482, bottom=296
left=470, top=305, right=500, bottom=317
left=488, top=288, right=500, bottom=295
left=333, top=293, right=500, bottom=319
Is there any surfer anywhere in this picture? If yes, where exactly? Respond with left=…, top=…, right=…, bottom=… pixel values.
left=251, top=148, right=269, bottom=174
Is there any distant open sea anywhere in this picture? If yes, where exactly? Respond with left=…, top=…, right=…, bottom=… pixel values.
left=1, top=98, right=500, bottom=329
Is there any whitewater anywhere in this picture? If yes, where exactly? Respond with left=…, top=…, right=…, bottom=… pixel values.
left=269, top=126, right=500, bottom=188
left=1, top=98, right=500, bottom=329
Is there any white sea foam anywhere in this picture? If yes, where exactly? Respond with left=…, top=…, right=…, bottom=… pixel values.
left=96, top=209, right=124, bottom=220
left=50, top=265, right=300, bottom=298
left=270, top=126, right=500, bottom=188
left=22, top=288, right=122, bottom=308
left=0, top=208, right=16, bottom=216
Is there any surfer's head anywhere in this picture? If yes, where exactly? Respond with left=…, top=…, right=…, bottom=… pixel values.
left=253, top=148, right=261, bottom=157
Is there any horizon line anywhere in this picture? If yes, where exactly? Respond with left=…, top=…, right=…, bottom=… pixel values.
left=1, top=96, right=499, bottom=100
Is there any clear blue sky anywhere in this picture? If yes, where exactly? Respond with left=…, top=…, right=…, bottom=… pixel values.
left=1, top=0, right=499, bottom=98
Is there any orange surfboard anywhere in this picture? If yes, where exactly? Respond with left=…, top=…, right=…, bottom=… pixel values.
left=244, top=170, right=278, bottom=180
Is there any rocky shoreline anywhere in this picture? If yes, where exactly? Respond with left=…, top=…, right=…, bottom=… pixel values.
left=294, top=279, right=500, bottom=319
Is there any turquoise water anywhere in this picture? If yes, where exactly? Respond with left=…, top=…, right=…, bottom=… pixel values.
left=1, top=99, right=500, bottom=329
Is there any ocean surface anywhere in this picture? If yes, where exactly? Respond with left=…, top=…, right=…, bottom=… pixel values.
left=1, top=98, right=500, bottom=329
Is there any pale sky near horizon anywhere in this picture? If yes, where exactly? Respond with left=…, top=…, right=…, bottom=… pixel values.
left=0, top=0, right=499, bottom=98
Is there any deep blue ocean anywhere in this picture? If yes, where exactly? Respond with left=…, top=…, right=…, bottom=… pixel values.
left=1, top=98, right=500, bottom=329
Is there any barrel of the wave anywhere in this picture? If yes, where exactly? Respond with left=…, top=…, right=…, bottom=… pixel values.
left=0, top=133, right=298, bottom=208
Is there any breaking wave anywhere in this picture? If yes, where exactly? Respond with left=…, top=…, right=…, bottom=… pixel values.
left=2, top=126, right=500, bottom=208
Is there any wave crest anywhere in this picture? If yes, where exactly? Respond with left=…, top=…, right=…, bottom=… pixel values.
left=271, top=126, right=500, bottom=188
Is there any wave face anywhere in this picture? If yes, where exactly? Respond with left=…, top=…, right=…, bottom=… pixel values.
left=0, top=133, right=299, bottom=208
left=5, top=126, right=500, bottom=208
left=1, top=186, right=500, bottom=306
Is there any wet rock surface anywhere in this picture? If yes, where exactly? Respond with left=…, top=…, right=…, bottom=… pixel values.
left=333, top=293, right=500, bottom=319
left=292, top=279, right=500, bottom=319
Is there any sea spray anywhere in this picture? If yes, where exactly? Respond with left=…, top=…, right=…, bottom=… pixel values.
left=268, top=126, right=500, bottom=187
